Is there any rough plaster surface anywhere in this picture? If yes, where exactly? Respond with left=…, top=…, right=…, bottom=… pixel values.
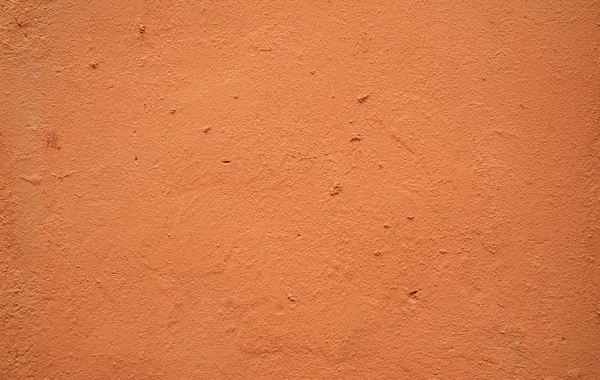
left=1, top=1, right=599, bottom=379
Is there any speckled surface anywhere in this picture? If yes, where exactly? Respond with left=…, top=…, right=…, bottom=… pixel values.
left=1, top=1, right=599, bottom=379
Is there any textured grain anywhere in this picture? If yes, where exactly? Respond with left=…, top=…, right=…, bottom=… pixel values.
left=1, top=1, right=599, bottom=379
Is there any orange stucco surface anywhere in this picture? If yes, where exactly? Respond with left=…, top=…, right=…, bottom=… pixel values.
left=1, top=1, right=599, bottom=379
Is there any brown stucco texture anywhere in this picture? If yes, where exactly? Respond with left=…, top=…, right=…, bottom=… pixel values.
left=1, top=1, right=599, bottom=379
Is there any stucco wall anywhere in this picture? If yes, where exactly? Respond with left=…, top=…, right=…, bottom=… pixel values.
left=1, top=1, right=599, bottom=379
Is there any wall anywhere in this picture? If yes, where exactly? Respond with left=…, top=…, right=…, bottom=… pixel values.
left=1, top=1, right=599, bottom=379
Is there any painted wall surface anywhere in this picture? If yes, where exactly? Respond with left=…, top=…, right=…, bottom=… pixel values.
left=1, top=1, right=599, bottom=379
